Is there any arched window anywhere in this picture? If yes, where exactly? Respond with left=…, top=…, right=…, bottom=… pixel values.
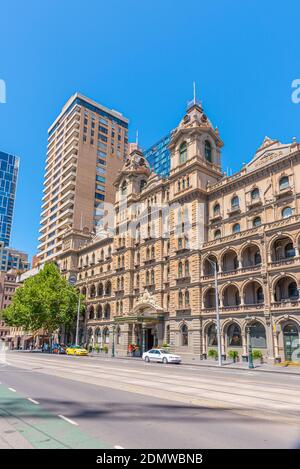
left=231, top=196, right=239, bottom=208
left=177, top=180, right=181, bottom=192
left=288, top=282, right=299, bottom=300
left=251, top=188, right=260, bottom=199
left=179, top=142, right=187, bottom=164
left=90, top=284, right=96, bottom=298
left=256, top=286, right=264, bottom=303
left=285, top=243, right=295, bottom=258
left=204, top=140, right=212, bottom=162
left=214, top=229, right=221, bottom=239
left=185, top=290, right=190, bottom=306
left=121, top=180, right=127, bottom=195
left=181, top=324, right=188, bottom=346
left=179, top=291, right=183, bottom=307
left=232, top=223, right=240, bottom=233
left=89, top=306, right=95, bottom=320
left=178, top=262, right=183, bottom=277
left=151, top=270, right=155, bottom=285
left=253, top=217, right=261, bottom=227
left=250, top=322, right=267, bottom=348
left=282, top=206, right=292, bottom=219
left=207, top=324, right=218, bottom=346
left=279, top=176, right=289, bottom=191
left=96, top=305, right=102, bottom=319
left=146, top=271, right=149, bottom=284
left=103, top=327, right=109, bottom=344
left=95, top=328, right=101, bottom=344
left=254, top=251, right=262, bottom=265
left=214, top=204, right=220, bottom=216
left=185, top=260, right=189, bottom=276
left=105, top=281, right=111, bottom=296
left=104, top=304, right=111, bottom=319
left=227, top=323, right=242, bottom=346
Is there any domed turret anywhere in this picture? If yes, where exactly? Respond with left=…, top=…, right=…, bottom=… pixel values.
left=114, top=147, right=151, bottom=200
left=122, top=147, right=150, bottom=175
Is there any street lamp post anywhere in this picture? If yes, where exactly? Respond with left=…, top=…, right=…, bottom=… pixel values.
left=207, top=259, right=222, bottom=367
left=111, top=324, right=116, bottom=358
left=246, top=325, right=254, bottom=369
left=75, top=294, right=81, bottom=346
left=68, top=274, right=81, bottom=347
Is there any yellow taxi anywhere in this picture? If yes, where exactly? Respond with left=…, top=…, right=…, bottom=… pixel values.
left=66, top=345, right=88, bottom=356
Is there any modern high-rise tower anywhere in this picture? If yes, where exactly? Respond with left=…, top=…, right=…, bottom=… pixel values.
left=37, top=93, right=129, bottom=264
left=0, top=151, right=19, bottom=246
left=144, top=133, right=172, bottom=177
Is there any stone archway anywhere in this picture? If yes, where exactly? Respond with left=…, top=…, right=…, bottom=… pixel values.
left=131, top=290, right=166, bottom=351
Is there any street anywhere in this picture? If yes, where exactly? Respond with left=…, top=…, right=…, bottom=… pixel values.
left=0, top=351, right=300, bottom=449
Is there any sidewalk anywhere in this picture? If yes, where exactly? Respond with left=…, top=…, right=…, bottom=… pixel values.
left=89, top=352, right=300, bottom=375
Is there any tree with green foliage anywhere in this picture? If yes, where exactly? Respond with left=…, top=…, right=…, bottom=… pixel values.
left=3, top=263, right=84, bottom=336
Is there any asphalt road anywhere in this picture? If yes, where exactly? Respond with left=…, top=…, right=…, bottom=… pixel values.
left=0, top=351, right=300, bottom=449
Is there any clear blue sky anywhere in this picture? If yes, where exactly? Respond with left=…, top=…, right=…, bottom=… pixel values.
left=0, top=0, right=299, bottom=261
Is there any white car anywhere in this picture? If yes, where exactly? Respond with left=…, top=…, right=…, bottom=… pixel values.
left=142, top=349, right=181, bottom=364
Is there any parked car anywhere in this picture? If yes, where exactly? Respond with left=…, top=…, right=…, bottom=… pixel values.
left=142, top=349, right=181, bottom=364
left=66, top=345, right=88, bottom=356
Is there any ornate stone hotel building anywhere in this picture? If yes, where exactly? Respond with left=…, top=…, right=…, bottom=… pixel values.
left=58, top=102, right=300, bottom=363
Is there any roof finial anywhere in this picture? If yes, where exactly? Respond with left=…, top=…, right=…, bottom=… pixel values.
left=136, top=129, right=139, bottom=146
left=193, top=81, right=196, bottom=105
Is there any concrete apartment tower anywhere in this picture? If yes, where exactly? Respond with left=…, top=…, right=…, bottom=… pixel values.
left=37, top=93, right=129, bottom=264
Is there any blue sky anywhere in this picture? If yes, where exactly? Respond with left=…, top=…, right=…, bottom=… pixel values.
left=0, top=0, right=299, bottom=260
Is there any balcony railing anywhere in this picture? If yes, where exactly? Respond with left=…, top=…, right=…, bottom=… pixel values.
left=209, top=213, right=222, bottom=223
left=271, top=300, right=299, bottom=308
left=246, top=198, right=262, bottom=209
left=144, top=259, right=155, bottom=265
left=269, top=257, right=298, bottom=267
left=176, top=276, right=191, bottom=285
left=275, top=186, right=294, bottom=199
left=227, top=205, right=241, bottom=216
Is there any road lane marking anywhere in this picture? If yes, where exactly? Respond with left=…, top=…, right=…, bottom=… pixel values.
left=8, top=387, right=16, bottom=392
left=27, top=398, right=39, bottom=405
left=58, top=414, right=78, bottom=426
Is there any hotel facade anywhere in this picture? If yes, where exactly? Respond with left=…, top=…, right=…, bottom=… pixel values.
left=57, top=102, right=300, bottom=363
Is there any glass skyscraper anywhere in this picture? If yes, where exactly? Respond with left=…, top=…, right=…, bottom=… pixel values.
left=144, top=133, right=172, bottom=177
left=0, top=151, right=19, bottom=246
